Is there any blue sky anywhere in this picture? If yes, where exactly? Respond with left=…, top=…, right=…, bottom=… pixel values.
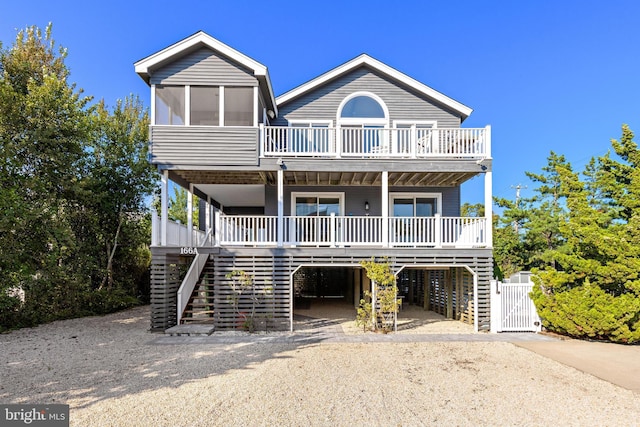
left=3, top=1, right=640, bottom=207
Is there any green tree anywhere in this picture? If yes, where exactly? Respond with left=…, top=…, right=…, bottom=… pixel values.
left=0, top=25, right=156, bottom=330
left=493, top=152, right=568, bottom=277
left=168, top=186, right=199, bottom=226
left=532, top=126, right=640, bottom=343
left=461, top=202, right=484, bottom=217
left=78, top=96, right=157, bottom=291
left=0, top=25, right=91, bottom=327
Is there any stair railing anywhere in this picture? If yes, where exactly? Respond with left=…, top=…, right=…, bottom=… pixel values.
left=177, top=252, right=209, bottom=323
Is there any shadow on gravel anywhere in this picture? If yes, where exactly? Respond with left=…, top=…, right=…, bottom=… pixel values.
left=0, top=305, right=326, bottom=410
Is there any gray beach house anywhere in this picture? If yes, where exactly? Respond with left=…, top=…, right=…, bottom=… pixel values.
left=135, top=31, right=493, bottom=333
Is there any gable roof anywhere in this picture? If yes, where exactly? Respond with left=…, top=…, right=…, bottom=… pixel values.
left=276, top=54, right=472, bottom=121
left=134, top=31, right=277, bottom=115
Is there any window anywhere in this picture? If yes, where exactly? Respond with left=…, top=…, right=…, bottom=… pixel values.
left=337, top=93, right=388, bottom=154
left=390, top=194, right=440, bottom=217
left=155, top=85, right=184, bottom=125
left=291, top=192, right=344, bottom=244
left=340, top=95, right=385, bottom=118
left=289, top=121, right=331, bottom=152
left=154, top=85, right=255, bottom=127
left=224, top=87, right=254, bottom=126
left=190, top=86, right=219, bottom=125
left=394, top=121, right=437, bottom=154
left=390, top=193, right=441, bottom=246
left=295, top=196, right=341, bottom=217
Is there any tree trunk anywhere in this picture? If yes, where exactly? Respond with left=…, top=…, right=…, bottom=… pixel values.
left=99, top=217, right=122, bottom=290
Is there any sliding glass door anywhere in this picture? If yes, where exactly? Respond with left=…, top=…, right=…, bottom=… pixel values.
left=291, top=193, right=343, bottom=245
left=391, top=194, right=440, bottom=245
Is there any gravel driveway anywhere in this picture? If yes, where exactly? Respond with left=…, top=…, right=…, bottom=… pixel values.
left=1, top=305, right=638, bottom=426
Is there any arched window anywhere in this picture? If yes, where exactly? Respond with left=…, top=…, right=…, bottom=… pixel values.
left=337, top=92, right=389, bottom=154
left=337, top=92, right=388, bottom=123
left=340, top=95, right=385, bottom=118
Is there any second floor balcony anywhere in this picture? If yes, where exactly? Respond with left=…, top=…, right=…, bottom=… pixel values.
left=261, top=125, right=490, bottom=159
left=148, top=124, right=491, bottom=167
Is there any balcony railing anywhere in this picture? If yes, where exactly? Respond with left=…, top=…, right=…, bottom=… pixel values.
left=151, top=213, right=209, bottom=247
left=216, top=214, right=487, bottom=248
left=261, top=126, right=490, bottom=159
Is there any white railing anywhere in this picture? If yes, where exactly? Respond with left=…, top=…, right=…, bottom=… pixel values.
left=216, top=214, right=486, bottom=248
left=151, top=211, right=206, bottom=247
left=261, top=126, right=489, bottom=159
left=177, top=252, right=209, bottom=322
left=219, top=215, right=278, bottom=246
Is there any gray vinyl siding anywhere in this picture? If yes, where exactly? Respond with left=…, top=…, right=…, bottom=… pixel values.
left=264, top=185, right=460, bottom=216
left=274, top=67, right=462, bottom=127
left=150, top=47, right=258, bottom=87
left=150, top=126, right=258, bottom=166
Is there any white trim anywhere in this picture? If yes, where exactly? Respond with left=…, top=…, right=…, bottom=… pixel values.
left=484, top=170, right=493, bottom=248
left=187, top=184, right=193, bottom=247
left=219, top=86, right=225, bottom=126
left=253, top=86, right=259, bottom=127
left=382, top=171, right=389, bottom=247
left=150, top=84, right=156, bottom=125
left=135, top=32, right=268, bottom=76
left=184, top=85, right=191, bottom=126
left=389, top=192, right=442, bottom=216
left=160, top=170, right=169, bottom=246
left=290, top=192, right=345, bottom=217
left=392, top=120, right=438, bottom=128
left=135, top=31, right=278, bottom=117
left=277, top=54, right=473, bottom=120
left=336, top=91, right=389, bottom=126
left=288, top=120, right=333, bottom=127
left=277, top=169, right=284, bottom=247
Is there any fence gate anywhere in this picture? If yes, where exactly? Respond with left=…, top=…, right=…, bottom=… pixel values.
left=490, top=273, right=542, bottom=333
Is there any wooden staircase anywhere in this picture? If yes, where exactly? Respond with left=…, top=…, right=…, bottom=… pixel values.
left=181, top=261, right=215, bottom=324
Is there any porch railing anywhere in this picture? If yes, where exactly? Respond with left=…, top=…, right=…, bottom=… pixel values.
left=261, top=126, right=489, bottom=159
left=217, top=214, right=486, bottom=248
left=151, top=211, right=207, bottom=246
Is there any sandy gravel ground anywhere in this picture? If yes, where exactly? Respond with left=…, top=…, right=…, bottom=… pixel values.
left=2, top=305, right=639, bottom=426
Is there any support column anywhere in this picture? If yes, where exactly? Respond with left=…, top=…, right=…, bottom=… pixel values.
left=445, top=270, right=453, bottom=319
left=484, top=125, right=493, bottom=248
left=160, top=170, right=168, bottom=246
left=381, top=171, right=389, bottom=247
left=354, top=269, right=361, bottom=309
left=485, top=170, right=493, bottom=247
left=205, top=197, right=211, bottom=244
left=277, top=168, right=284, bottom=247
left=424, top=271, right=431, bottom=311
left=187, top=184, right=193, bottom=247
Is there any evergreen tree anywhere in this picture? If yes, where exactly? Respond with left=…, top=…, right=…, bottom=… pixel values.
left=532, top=126, right=640, bottom=342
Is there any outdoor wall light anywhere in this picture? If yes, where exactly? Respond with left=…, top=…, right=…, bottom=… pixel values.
left=365, top=201, right=370, bottom=214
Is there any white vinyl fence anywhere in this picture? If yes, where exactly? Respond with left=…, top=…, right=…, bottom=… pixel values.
left=490, top=272, right=542, bottom=333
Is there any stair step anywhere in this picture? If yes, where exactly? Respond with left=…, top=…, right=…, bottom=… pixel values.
left=165, top=324, right=215, bottom=336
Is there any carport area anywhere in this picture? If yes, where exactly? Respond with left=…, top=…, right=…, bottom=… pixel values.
left=292, top=265, right=475, bottom=333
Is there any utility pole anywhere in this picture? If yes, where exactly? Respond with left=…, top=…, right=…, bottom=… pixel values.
left=511, top=184, right=527, bottom=232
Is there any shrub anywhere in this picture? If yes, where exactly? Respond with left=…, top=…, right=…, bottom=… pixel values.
left=531, top=280, right=640, bottom=343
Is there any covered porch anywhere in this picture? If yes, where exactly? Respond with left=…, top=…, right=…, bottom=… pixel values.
left=153, top=166, right=493, bottom=250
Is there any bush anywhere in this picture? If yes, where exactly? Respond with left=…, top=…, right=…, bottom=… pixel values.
left=531, top=281, right=640, bottom=343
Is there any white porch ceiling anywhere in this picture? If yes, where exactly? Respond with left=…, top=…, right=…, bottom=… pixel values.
left=196, top=184, right=265, bottom=207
